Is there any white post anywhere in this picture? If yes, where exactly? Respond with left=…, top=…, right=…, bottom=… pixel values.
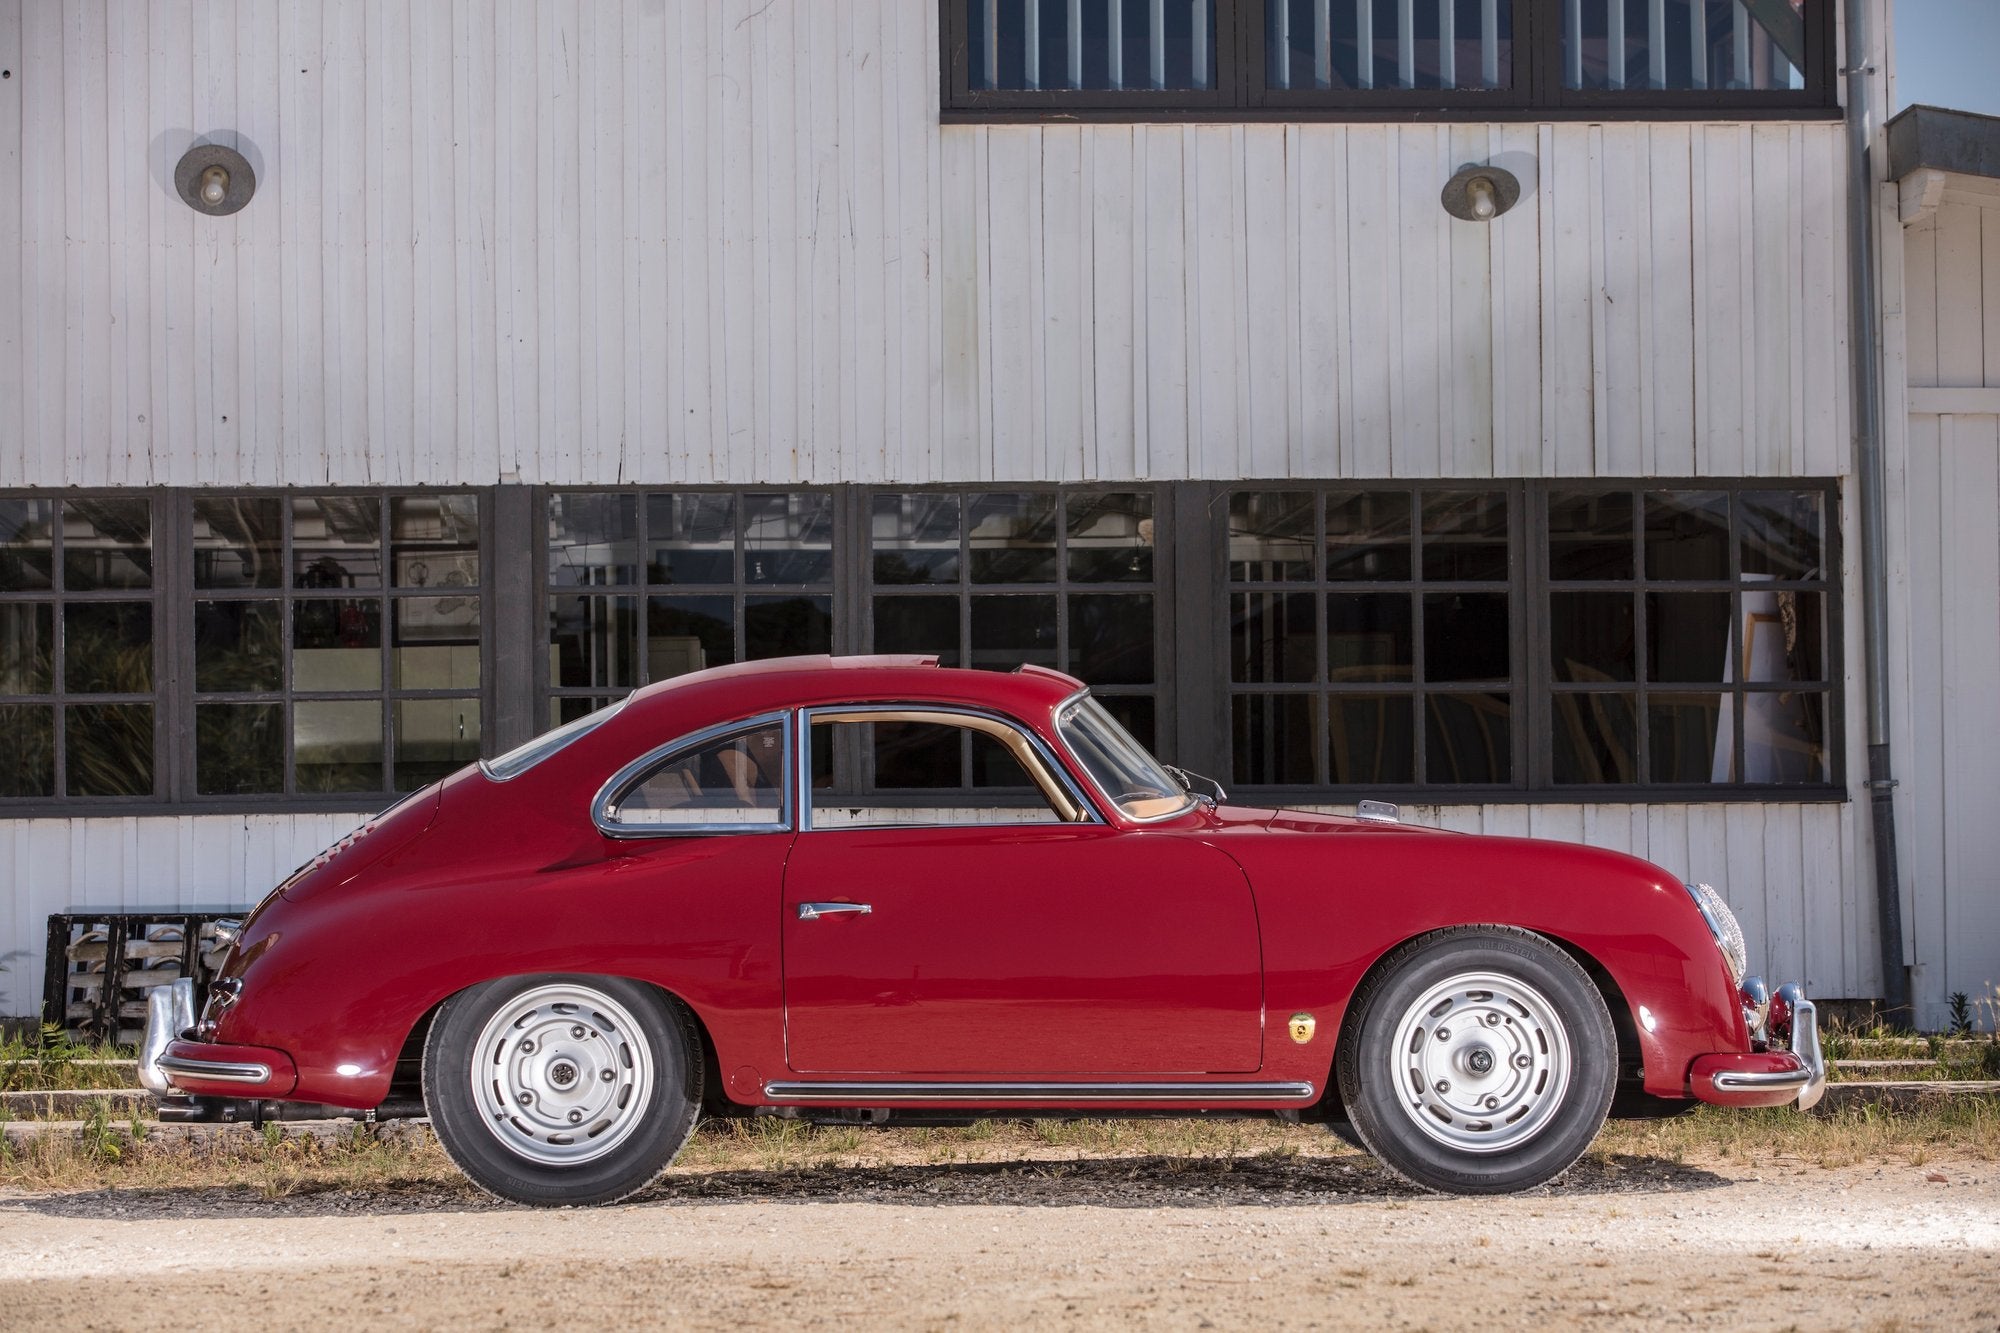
left=1108, top=0, right=1124, bottom=89
left=1608, top=0, right=1626, bottom=89
left=1732, top=0, right=1751, bottom=88
left=1315, top=0, right=1334, bottom=86
left=983, top=0, right=1001, bottom=87
left=1357, top=0, right=1374, bottom=88
left=1439, top=0, right=1455, bottom=88
left=1151, top=0, right=1167, bottom=88
left=1648, top=0, right=1666, bottom=89
left=1481, top=0, right=1499, bottom=86
left=1565, top=0, right=1583, bottom=88
left=1068, top=0, right=1084, bottom=87
left=1025, top=0, right=1041, bottom=89
left=1192, top=0, right=1209, bottom=86
left=1275, top=0, right=1292, bottom=89
left=1398, top=0, right=1415, bottom=87
left=1689, top=0, right=1708, bottom=88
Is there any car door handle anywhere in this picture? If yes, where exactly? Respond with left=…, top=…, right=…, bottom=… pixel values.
left=797, top=902, right=872, bottom=921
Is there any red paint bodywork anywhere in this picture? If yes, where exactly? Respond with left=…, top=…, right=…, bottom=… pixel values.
left=163, top=655, right=1787, bottom=1113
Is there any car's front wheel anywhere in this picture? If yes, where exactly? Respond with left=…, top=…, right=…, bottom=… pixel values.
left=422, top=974, right=701, bottom=1206
left=1336, top=927, right=1617, bottom=1194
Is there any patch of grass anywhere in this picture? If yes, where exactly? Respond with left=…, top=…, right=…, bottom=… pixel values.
left=1597, top=1100, right=2000, bottom=1167
left=0, top=1027, right=136, bottom=1092
left=0, top=1123, right=464, bottom=1197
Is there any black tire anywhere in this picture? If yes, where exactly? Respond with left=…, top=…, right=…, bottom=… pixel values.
left=1336, top=926, right=1617, bottom=1194
left=422, top=973, right=702, bottom=1207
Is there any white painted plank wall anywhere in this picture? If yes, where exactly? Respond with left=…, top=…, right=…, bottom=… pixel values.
left=0, top=1, right=1850, bottom=488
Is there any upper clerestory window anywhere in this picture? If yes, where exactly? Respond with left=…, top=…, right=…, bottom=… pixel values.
left=942, top=0, right=1832, bottom=119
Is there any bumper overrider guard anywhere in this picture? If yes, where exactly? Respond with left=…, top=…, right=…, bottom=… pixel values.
left=1689, top=979, right=1828, bottom=1111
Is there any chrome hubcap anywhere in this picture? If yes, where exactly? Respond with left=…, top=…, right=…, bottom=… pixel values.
left=1389, top=970, right=1571, bottom=1155
left=470, top=984, right=654, bottom=1167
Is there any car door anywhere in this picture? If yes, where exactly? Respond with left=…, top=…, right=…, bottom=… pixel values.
left=781, top=710, right=1264, bottom=1076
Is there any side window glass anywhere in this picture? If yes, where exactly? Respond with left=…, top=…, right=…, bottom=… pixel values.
left=806, top=713, right=1084, bottom=829
left=600, top=721, right=789, bottom=833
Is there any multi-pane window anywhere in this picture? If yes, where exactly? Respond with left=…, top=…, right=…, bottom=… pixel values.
left=1546, top=486, right=1830, bottom=788
left=544, top=491, right=835, bottom=725
left=0, top=497, right=159, bottom=800
left=943, top=0, right=1828, bottom=113
left=1227, top=488, right=1516, bottom=789
left=189, top=494, right=485, bottom=796
left=868, top=488, right=1164, bottom=753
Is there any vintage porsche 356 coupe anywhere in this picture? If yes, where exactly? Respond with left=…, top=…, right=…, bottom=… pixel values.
left=143, top=655, right=1823, bottom=1206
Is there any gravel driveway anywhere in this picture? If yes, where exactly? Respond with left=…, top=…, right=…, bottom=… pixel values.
left=2, top=1150, right=1995, bottom=1329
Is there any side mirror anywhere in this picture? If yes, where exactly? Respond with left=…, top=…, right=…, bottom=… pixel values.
left=1163, top=764, right=1227, bottom=807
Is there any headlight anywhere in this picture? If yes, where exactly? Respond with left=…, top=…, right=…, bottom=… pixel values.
left=1685, top=882, right=1748, bottom=986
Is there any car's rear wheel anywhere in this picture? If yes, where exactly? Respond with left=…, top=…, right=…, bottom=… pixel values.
left=422, top=974, right=701, bottom=1206
left=1336, top=927, right=1616, bottom=1194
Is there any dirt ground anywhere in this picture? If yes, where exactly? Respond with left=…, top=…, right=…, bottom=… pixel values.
left=1, top=1139, right=1996, bottom=1332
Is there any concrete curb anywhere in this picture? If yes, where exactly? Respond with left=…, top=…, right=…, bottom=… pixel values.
left=1814, top=1080, right=2000, bottom=1113
left=1, top=1116, right=432, bottom=1148
left=1, top=1088, right=153, bottom=1119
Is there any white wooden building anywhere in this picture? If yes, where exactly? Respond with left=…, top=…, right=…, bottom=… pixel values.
left=0, top=0, right=1989, bottom=1029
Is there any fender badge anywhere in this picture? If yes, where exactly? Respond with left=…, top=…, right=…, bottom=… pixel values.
left=1287, top=1012, right=1317, bottom=1044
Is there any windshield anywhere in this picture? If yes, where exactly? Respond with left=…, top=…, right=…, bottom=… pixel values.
left=481, top=698, right=627, bottom=782
left=1057, top=696, right=1195, bottom=822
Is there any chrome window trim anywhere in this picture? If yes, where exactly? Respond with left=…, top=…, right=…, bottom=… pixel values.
left=799, top=702, right=1105, bottom=831
left=1056, top=689, right=1198, bottom=826
left=589, top=710, right=794, bottom=839
left=483, top=697, right=629, bottom=783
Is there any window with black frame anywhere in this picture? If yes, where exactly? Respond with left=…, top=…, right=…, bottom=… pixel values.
left=867, top=488, right=1163, bottom=790
left=190, top=494, right=486, bottom=796
left=1545, top=485, right=1832, bottom=789
left=1227, top=486, right=1517, bottom=790
left=0, top=496, right=160, bottom=800
left=943, top=0, right=1826, bottom=114
left=543, top=490, right=835, bottom=725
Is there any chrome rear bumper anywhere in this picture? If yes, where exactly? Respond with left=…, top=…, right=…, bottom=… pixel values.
left=137, top=978, right=197, bottom=1094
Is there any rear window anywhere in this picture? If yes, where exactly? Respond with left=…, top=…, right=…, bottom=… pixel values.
left=480, top=699, right=627, bottom=782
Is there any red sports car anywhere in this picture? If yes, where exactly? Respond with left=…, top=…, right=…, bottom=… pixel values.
left=144, top=656, right=1824, bottom=1206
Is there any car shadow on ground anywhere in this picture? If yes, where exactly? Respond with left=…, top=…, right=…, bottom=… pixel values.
left=1, top=1152, right=1731, bottom=1220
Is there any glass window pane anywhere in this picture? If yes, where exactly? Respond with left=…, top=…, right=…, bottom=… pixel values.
left=294, top=699, right=384, bottom=792
left=294, top=598, right=384, bottom=691
left=1231, top=591, right=1316, bottom=683
left=1744, top=690, right=1828, bottom=785
left=1326, top=592, right=1413, bottom=682
left=1742, top=589, right=1823, bottom=684
left=744, top=493, right=833, bottom=584
left=1645, top=491, right=1730, bottom=581
left=647, top=594, right=735, bottom=680
left=609, top=722, right=787, bottom=826
left=0, top=602, right=52, bottom=693
left=292, top=496, right=382, bottom=588
left=1229, top=491, right=1314, bottom=581
left=1552, top=691, right=1637, bottom=784
left=647, top=493, right=736, bottom=585
left=1096, top=694, right=1157, bottom=755
left=548, top=493, right=638, bottom=587
left=392, top=594, right=482, bottom=685
left=746, top=594, right=833, bottom=660
left=554, top=695, right=620, bottom=728
left=1649, top=692, right=1730, bottom=783
left=1232, top=692, right=1317, bottom=785
left=968, top=493, right=1058, bottom=583
left=1740, top=490, right=1823, bottom=579
left=873, top=493, right=961, bottom=585
left=1423, top=592, right=1509, bottom=682
left=1067, top=492, right=1154, bottom=582
left=196, top=702, right=284, bottom=795
left=1550, top=591, right=1635, bottom=682
left=1422, top=492, right=1509, bottom=581
left=968, top=0, right=1218, bottom=92
left=1328, top=694, right=1414, bottom=784
left=1645, top=591, right=1730, bottom=683
left=65, top=703, right=153, bottom=796
left=395, top=698, right=482, bottom=790
left=0, top=704, right=54, bottom=796
left=193, top=497, right=283, bottom=589
left=1268, top=0, right=1513, bottom=92
left=874, top=595, right=962, bottom=665
left=392, top=494, right=481, bottom=564
left=194, top=600, right=283, bottom=693
left=873, top=720, right=964, bottom=788
left=64, top=602, right=153, bottom=693
left=62, top=498, right=153, bottom=590
left=970, top=594, right=1058, bottom=670
left=1426, top=692, right=1510, bottom=783
left=1547, top=491, right=1635, bottom=580
left=1068, top=593, right=1154, bottom=685
left=970, top=726, right=1034, bottom=788
left=1325, top=492, right=1412, bottom=581
left=0, top=498, right=54, bottom=591
left=1566, top=0, right=1805, bottom=93
left=551, top=594, right=638, bottom=689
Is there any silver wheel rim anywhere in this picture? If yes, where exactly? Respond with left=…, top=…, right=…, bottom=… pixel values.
left=470, top=983, right=656, bottom=1168
left=1387, top=969, right=1572, bottom=1155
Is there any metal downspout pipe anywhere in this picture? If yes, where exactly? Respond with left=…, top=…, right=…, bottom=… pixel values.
left=1840, top=0, right=1911, bottom=1022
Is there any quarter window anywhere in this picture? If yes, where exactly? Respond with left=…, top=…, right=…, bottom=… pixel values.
left=598, top=719, right=791, bottom=834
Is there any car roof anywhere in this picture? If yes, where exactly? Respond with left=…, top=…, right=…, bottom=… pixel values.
left=615, top=655, right=1090, bottom=731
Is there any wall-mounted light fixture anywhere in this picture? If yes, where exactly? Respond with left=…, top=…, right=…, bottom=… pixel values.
left=174, top=143, right=256, bottom=216
left=1440, top=163, right=1520, bottom=223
